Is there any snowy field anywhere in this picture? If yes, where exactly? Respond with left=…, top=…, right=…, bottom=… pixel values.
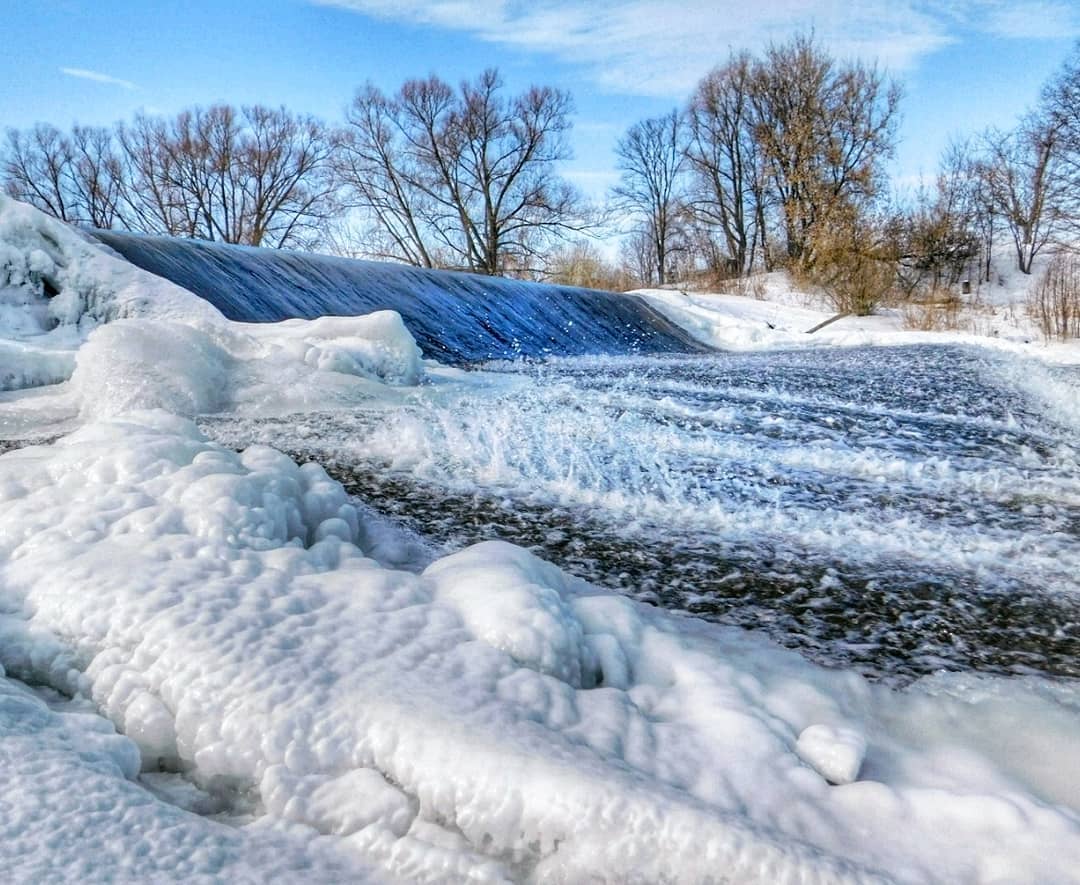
left=2, top=195, right=1080, bottom=883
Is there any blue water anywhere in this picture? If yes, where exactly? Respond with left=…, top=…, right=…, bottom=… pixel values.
left=91, top=231, right=710, bottom=363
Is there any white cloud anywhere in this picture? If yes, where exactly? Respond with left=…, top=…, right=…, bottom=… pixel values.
left=976, top=0, right=1080, bottom=40
left=60, top=67, right=137, bottom=91
left=313, top=0, right=958, bottom=96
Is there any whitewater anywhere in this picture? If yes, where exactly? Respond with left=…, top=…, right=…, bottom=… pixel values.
left=1, top=195, right=1079, bottom=884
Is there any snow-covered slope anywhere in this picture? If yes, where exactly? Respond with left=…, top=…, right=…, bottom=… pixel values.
left=1, top=199, right=1079, bottom=883
left=637, top=271, right=1080, bottom=366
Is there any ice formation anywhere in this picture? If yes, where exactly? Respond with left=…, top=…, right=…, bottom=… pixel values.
left=1, top=197, right=1079, bottom=883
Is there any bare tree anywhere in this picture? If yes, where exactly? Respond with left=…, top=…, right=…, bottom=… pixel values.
left=68, top=125, right=125, bottom=229
left=748, top=34, right=901, bottom=271
left=619, top=228, right=659, bottom=288
left=1029, top=250, right=1080, bottom=340
left=120, top=104, right=338, bottom=248
left=685, top=53, right=769, bottom=277
left=114, top=113, right=194, bottom=237
left=3, top=124, right=76, bottom=221
left=5, top=105, right=337, bottom=248
left=894, top=141, right=981, bottom=294
left=1041, top=42, right=1080, bottom=239
left=337, top=83, right=441, bottom=266
left=981, top=117, right=1064, bottom=274
left=339, top=69, right=587, bottom=275
left=612, top=109, right=685, bottom=285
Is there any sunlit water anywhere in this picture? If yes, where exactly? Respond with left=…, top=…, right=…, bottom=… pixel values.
left=204, top=344, right=1080, bottom=684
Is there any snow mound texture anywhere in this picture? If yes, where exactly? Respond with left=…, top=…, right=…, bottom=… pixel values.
left=1, top=412, right=1079, bottom=883
left=0, top=195, right=424, bottom=401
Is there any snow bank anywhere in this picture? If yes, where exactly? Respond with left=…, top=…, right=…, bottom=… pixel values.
left=1, top=412, right=1078, bottom=883
left=0, top=666, right=369, bottom=882
left=638, top=281, right=1080, bottom=365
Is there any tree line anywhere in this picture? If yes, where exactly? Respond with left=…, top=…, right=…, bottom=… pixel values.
left=5, top=35, right=1080, bottom=306
left=2, top=69, right=587, bottom=270
left=612, top=35, right=1080, bottom=317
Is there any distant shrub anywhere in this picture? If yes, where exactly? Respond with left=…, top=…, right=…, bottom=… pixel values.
left=1028, top=252, right=1080, bottom=341
left=715, top=273, right=768, bottom=299
left=546, top=240, right=634, bottom=292
left=901, top=288, right=963, bottom=331
left=811, top=245, right=896, bottom=316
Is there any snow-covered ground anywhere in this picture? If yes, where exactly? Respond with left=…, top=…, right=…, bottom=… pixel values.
left=2, top=195, right=1080, bottom=883
left=636, top=261, right=1080, bottom=366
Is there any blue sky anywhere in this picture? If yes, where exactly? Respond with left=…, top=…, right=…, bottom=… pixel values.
left=2, top=0, right=1079, bottom=200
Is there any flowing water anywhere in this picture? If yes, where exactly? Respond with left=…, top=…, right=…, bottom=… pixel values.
left=204, top=344, right=1080, bottom=685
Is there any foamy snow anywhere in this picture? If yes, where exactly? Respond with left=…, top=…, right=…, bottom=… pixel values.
left=1, top=197, right=1079, bottom=883
left=3, top=412, right=1080, bottom=883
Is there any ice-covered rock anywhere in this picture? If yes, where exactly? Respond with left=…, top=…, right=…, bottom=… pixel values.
left=796, top=723, right=867, bottom=785
left=0, top=196, right=427, bottom=405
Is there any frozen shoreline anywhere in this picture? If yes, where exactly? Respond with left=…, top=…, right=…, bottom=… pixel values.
left=2, top=197, right=1079, bottom=883
left=636, top=280, right=1080, bottom=368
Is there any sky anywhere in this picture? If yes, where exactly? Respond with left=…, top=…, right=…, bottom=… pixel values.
left=2, top=0, right=1079, bottom=203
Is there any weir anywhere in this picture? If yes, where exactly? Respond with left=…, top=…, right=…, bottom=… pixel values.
left=91, top=231, right=711, bottom=363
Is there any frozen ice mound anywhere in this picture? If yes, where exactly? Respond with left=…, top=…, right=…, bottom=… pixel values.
left=0, top=195, right=222, bottom=335
left=1, top=412, right=1079, bottom=883
left=0, top=665, right=373, bottom=882
left=0, top=197, right=426, bottom=403
left=796, top=724, right=867, bottom=785
left=240, top=311, right=424, bottom=387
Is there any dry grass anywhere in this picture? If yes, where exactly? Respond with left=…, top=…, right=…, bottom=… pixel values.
left=714, top=273, right=768, bottom=299
left=1028, top=252, right=1080, bottom=341
left=900, top=289, right=963, bottom=331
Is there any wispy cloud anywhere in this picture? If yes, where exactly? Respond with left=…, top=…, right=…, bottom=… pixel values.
left=313, top=0, right=956, bottom=96
left=313, top=0, right=1077, bottom=97
left=976, top=0, right=1080, bottom=40
left=60, top=67, right=138, bottom=91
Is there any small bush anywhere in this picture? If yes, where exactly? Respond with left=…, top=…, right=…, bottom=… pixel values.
left=901, top=289, right=963, bottom=331
left=811, top=248, right=896, bottom=316
left=715, top=273, right=768, bottom=299
left=1028, top=252, right=1080, bottom=341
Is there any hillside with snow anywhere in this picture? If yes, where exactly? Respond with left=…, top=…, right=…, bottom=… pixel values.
left=637, top=255, right=1080, bottom=367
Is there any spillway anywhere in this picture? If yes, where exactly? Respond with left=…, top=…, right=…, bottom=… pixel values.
left=90, top=231, right=710, bottom=363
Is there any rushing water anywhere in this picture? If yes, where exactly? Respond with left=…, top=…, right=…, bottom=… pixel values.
left=204, top=344, right=1080, bottom=684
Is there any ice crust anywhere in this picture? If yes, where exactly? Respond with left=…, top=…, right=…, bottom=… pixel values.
left=0, top=668, right=370, bottom=883
left=2, top=198, right=1080, bottom=883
